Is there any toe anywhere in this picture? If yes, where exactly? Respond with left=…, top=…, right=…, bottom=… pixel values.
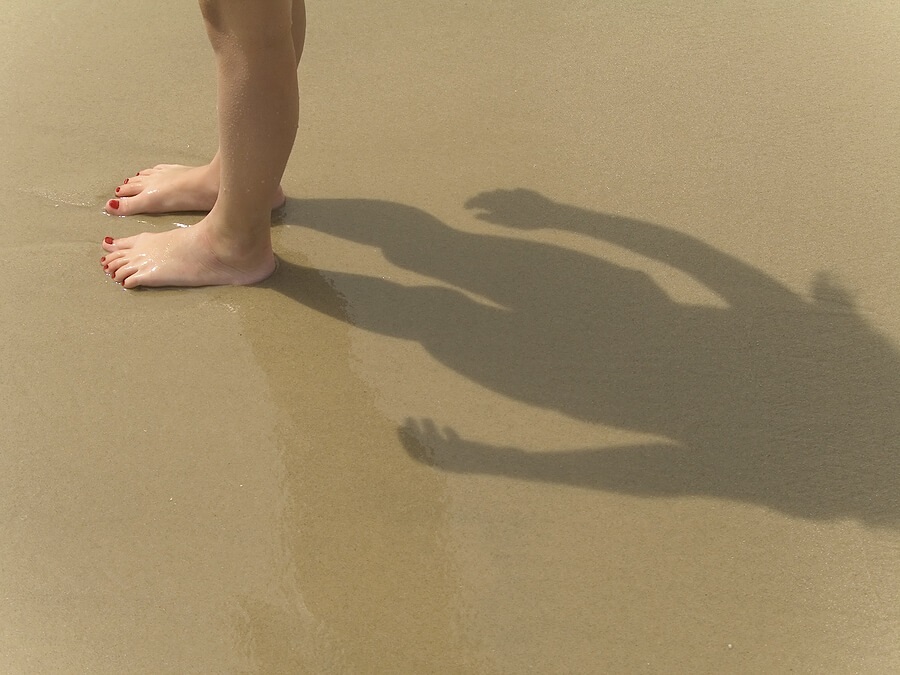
left=105, top=256, right=130, bottom=276
left=102, top=234, right=137, bottom=253
left=103, top=250, right=127, bottom=263
left=102, top=251, right=127, bottom=272
left=122, top=271, right=147, bottom=289
left=111, top=261, right=139, bottom=285
left=116, top=179, right=143, bottom=197
left=105, top=198, right=124, bottom=215
left=107, top=195, right=144, bottom=216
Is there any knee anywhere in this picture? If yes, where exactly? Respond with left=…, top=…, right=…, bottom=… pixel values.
left=198, top=0, right=224, bottom=31
left=198, top=0, right=293, bottom=49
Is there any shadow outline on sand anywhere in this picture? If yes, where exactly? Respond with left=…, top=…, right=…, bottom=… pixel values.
left=263, top=189, right=900, bottom=529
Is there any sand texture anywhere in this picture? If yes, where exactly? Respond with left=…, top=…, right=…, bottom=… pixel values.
left=1, top=1, right=898, bottom=672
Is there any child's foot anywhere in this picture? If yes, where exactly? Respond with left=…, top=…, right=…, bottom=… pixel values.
left=106, top=163, right=287, bottom=216
left=100, top=219, right=276, bottom=288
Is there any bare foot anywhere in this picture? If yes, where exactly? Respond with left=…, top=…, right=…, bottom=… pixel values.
left=106, top=163, right=286, bottom=216
left=100, top=219, right=276, bottom=288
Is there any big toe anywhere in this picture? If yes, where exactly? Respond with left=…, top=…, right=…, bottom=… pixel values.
left=106, top=196, right=149, bottom=216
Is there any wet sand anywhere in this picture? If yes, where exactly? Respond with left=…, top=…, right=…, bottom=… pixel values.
left=2, top=1, right=899, bottom=672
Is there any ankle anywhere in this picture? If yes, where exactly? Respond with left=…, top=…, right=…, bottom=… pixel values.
left=200, top=217, right=272, bottom=262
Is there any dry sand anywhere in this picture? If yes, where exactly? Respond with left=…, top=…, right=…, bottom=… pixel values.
left=1, top=1, right=899, bottom=672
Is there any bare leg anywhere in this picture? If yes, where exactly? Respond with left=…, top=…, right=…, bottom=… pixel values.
left=101, top=0, right=300, bottom=288
left=105, top=0, right=306, bottom=217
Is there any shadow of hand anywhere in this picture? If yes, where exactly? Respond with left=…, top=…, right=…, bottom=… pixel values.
left=399, top=418, right=523, bottom=474
left=465, top=188, right=560, bottom=230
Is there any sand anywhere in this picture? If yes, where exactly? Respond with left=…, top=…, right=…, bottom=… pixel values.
left=1, top=1, right=898, bottom=672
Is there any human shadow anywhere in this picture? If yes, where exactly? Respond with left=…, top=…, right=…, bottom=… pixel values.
left=265, top=190, right=900, bottom=528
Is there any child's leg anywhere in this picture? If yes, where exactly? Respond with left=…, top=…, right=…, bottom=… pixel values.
left=101, top=0, right=300, bottom=288
left=106, top=0, right=306, bottom=217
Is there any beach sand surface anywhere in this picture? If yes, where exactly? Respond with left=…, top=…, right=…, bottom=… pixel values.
left=1, top=1, right=898, bottom=672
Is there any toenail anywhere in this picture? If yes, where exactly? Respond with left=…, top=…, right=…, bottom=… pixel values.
left=123, top=178, right=129, bottom=184
left=104, top=236, right=114, bottom=244
left=115, top=187, right=120, bottom=194
left=101, top=257, right=106, bottom=262
left=109, top=199, right=119, bottom=210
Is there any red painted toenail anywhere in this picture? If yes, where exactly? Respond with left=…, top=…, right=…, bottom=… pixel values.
left=101, top=257, right=106, bottom=262
left=124, top=178, right=129, bottom=184
left=104, top=237, right=114, bottom=244
left=109, top=200, right=119, bottom=210
left=115, top=187, right=121, bottom=194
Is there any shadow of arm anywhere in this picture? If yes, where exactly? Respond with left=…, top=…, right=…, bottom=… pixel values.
left=400, top=418, right=701, bottom=497
left=467, top=189, right=799, bottom=310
